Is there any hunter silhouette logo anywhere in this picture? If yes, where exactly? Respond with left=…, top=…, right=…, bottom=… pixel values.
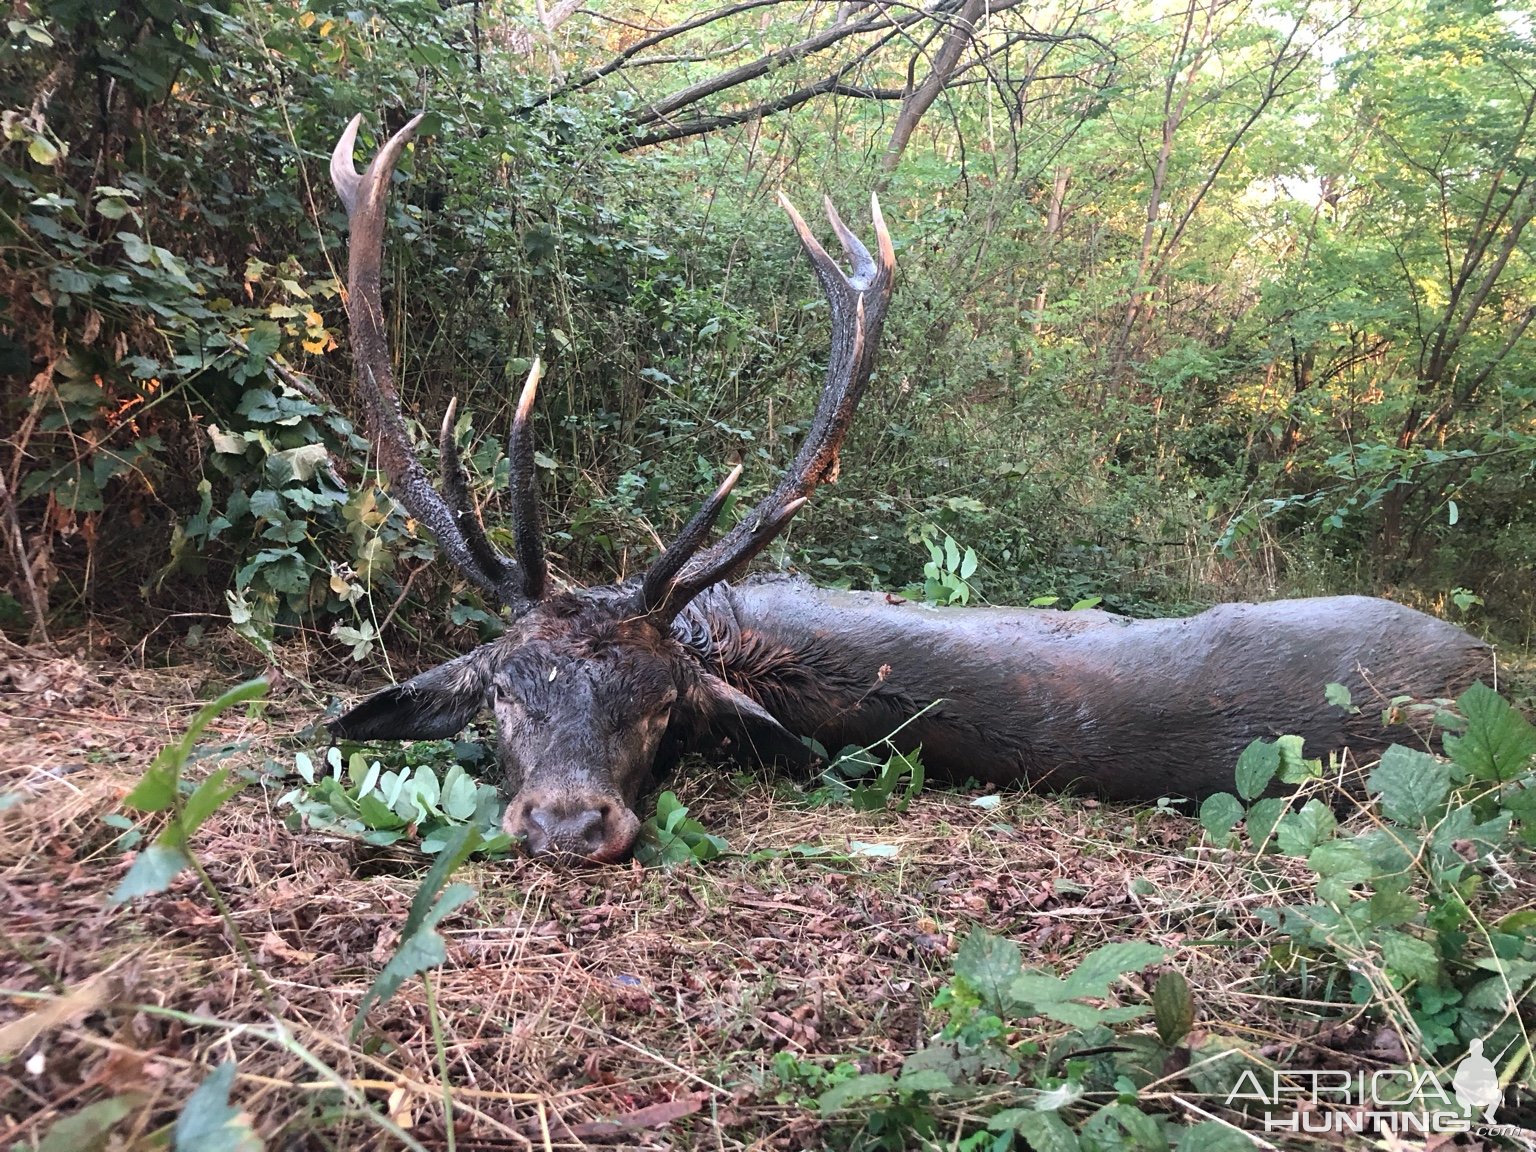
left=1453, top=1038, right=1502, bottom=1123
left=1225, top=1032, right=1519, bottom=1135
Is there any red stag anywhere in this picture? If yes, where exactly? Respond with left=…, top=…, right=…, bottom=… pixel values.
left=327, top=115, right=1491, bottom=862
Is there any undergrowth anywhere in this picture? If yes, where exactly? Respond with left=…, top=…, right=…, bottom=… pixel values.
left=791, top=680, right=1536, bottom=1148
left=5, top=669, right=1533, bottom=1148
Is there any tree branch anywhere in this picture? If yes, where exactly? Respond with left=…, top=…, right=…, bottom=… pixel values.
left=524, top=0, right=813, bottom=111
left=628, top=0, right=969, bottom=129
left=879, top=0, right=990, bottom=173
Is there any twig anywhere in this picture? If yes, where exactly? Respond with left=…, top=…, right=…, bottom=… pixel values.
left=1168, top=1093, right=1278, bottom=1149
left=424, top=972, right=456, bottom=1152
left=226, top=337, right=330, bottom=406
left=0, top=467, right=49, bottom=645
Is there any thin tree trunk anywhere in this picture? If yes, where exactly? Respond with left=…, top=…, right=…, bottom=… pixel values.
left=1103, top=0, right=1204, bottom=394
left=879, top=0, right=990, bottom=175
left=1024, top=166, right=1070, bottom=382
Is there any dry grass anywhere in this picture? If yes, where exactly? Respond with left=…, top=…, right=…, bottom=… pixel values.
left=2, top=640, right=1532, bottom=1150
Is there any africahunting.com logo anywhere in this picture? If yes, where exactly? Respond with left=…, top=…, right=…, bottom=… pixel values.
left=1224, top=1036, right=1527, bottom=1137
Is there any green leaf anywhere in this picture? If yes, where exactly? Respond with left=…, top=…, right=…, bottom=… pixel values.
left=953, top=929, right=1023, bottom=1015
left=1040, top=999, right=1147, bottom=1028
left=1275, top=734, right=1320, bottom=783
left=442, top=766, right=478, bottom=821
left=1153, top=970, right=1194, bottom=1046
left=359, top=793, right=408, bottom=829
left=1274, top=799, right=1336, bottom=856
left=1495, top=909, right=1536, bottom=937
left=1245, top=797, right=1288, bottom=847
left=1324, top=682, right=1358, bottom=713
left=38, top=1095, right=143, bottom=1152
left=1175, top=1121, right=1254, bottom=1152
left=412, top=765, right=442, bottom=813
left=1380, top=932, right=1441, bottom=984
left=1366, top=885, right=1417, bottom=929
left=1062, top=941, right=1168, bottom=998
left=174, top=680, right=269, bottom=766
left=352, top=824, right=484, bottom=1035
left=28, top=133, right=60, bottom=165
left=169, top=766, right=246, bottom=844
left=266, top=443, right=330, bottom=484
left=354, top=758, right=380, bottom=798
left=118, top=231, right=153, bottom=262
left=895, top=1068, right=954, bottom=1093
left=402, top=823, right=481, bottom=939
left=1307, top=839, right=1373, bottom=886
left=1005, top=1111, right=1081, bottom=1152
left=1080, top=1102, right=1167, bottom=1150
left=1368, top=745, right=1450, bottom=825
left=1444, top=682, right=1536, bottom=783
left=818, top=1073, right=896, bottom=1115
left=654, top=791, right=683, bottom=824
left=208, top=425, right=249, bottom=454
left=1199, top=792, right=1243, bottom=839
left=1011, top=971, right=1071, bottom=1005
left=111, top=843, right=190, bottom=904
left=244, top=321, right=281, bottom=361
left=1233, top=739, right=1280, bottom=800
left=351, top=881, right=476, bottom=1039
left=380, top=768, right=409, bottom=807
left=174, top=1061, right=262, bottom=1152
left=988, top=1108, right=1038, bottom=1132
left=123, top=752, right=179, bottom=812
left=1473, top=956, right=1536, bottom=985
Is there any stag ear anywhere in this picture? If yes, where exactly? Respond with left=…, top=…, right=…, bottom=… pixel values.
left=692, top=673, right=814, bottom=769
left=330, top=650, right=492, bottom=741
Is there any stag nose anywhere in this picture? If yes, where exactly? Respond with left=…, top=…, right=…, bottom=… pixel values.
left=503, top=793, right=640, bottom=863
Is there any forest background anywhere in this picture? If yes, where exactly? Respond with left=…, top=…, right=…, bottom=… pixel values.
left=2, top=0, right=1533, bottom=663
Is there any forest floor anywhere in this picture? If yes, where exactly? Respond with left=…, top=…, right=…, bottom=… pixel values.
left=2, top=637, right=1533, bottom=1150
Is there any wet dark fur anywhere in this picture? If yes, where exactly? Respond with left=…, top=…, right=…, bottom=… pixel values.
left=694, top=578, right=1493, bottom=798
left=334, top=577, right=1492, bottom=844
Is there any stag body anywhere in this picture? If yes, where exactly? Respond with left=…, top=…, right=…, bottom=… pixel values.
left=326, top=113, right=1488, bottom=862
left=706, top=579, right=1491, bottom=799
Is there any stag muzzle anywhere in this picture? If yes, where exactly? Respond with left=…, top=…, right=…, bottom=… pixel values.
left=502, top=791, right=641, bottom=862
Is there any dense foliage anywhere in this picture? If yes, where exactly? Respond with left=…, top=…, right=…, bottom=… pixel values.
left=2, top=0, right=1533, bottom=659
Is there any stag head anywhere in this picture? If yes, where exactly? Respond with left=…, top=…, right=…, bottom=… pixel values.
left=327, top=114, right=894, bottom=861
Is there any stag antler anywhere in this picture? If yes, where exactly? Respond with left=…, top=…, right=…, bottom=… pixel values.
left=639, top=194, right=896, bottom=622
left=332, top=114, right=547, bottom=611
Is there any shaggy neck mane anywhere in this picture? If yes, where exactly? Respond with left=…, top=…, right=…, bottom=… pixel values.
left=675, top=584, right=923, bottom=743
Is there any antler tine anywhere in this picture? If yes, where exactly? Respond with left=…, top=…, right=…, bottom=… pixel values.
left=508, top=359, right=548, bottom=600
left=661, top=496, right=807, bottom=616
left=650, top=194, right=895, bottom=622
left=437, top=398, right=516, bottom=583
left=639, top=464, right=744, bottom=615
left=333, top=113, right=542, bottom=612
left=822, top=196, right=876, bottom=285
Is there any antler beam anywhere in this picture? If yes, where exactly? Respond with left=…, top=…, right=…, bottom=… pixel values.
left=332, top=114, right=547, bottom=612
left=640, top=193, right=896, bottom=620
